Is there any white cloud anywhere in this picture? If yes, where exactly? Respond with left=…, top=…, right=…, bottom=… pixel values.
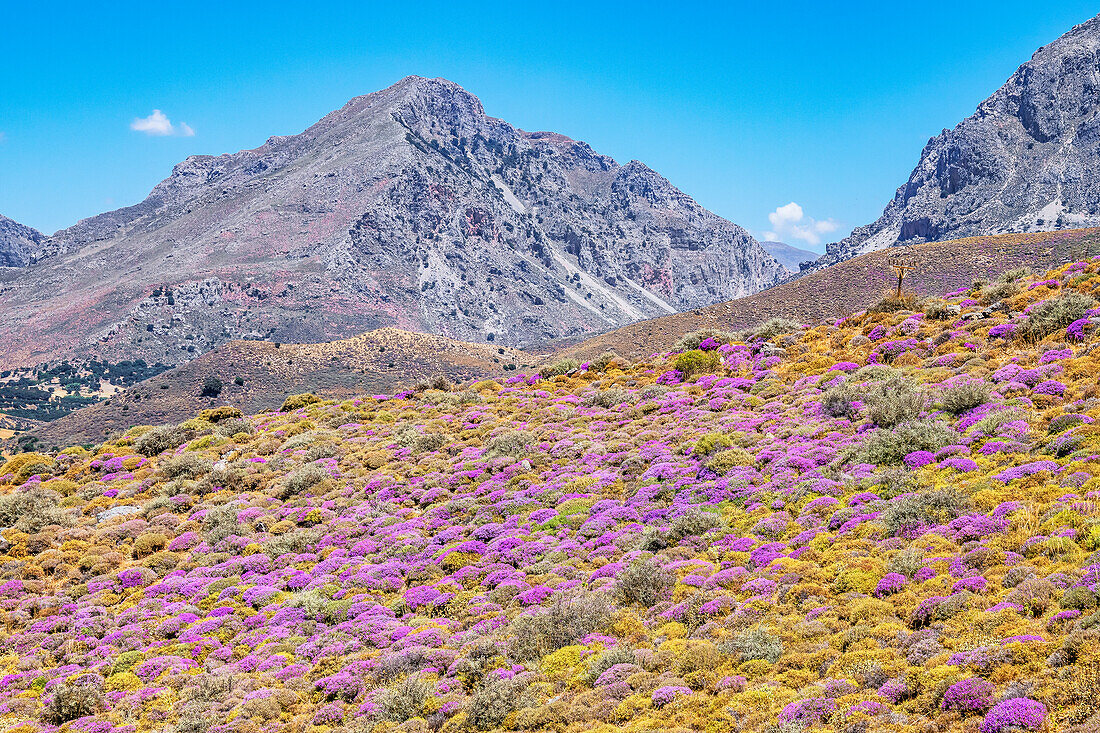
left=763, top=201, right=838, bottom=247
left=130, top=109, right=195, bottom=137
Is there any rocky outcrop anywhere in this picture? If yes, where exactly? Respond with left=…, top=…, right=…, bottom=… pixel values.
left=818, top=14, right=1100, bottom=267
left=0, top=215, right=43, bottom=268
left=0, top=76, right=783, bottom=366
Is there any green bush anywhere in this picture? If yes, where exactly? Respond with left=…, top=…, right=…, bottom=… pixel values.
left=692, top=431, right=734, bottom=455
left=1000, top=267, right=1031, bottom=283
left=584, top=647, right=635, bottom=684
left=672, top=349, right=720, bottom=377
left=854, top=419, right=957, bottom=465
left=722, top=627, right=783, bottom=664
left=508, top=592, right=610, bottom=661
left=821, top=383, right=860, bottom=419
left=413, top=433, right=448, bottom=453
left=427, top=374, right=453, bottom=391
left=1049, top=413, right=1089, bottom=434
left=614, top=559, right=675, bottom=607
left=1060, top=586, right=1098, bottom=611
left=161, top=454, right=213, bottom=480
left=922, top=298, right=952, bottom=320
left=465, top=676, right=532, bottom=730
left=263, top=529, right=319, bottom=559
left=937, top=381, right=990, bottom=415
left=971, top=408, right=1028, bottom=436
left=669, top=509, right=721, bottom=540
left=705, top=448, right=755, bottom=474
left=1021, top=292, right=1096, bottom=339
left=538, top=358, right=581, bottom=378
left=864, top=377, right=925, bottom=428
left=373, top=676, right=433, bottom=722
left=752, top=317, right=800, bottom=341
left=215, top=417, right=254, bottom=437
left=199, top=406, right=243, bottom=423
left=0, top=487, right=69, bottom=534
left=281, top=463, right=329, bottom=497
left=132, top=532, right=168, bottom=558
left=674, top=329, right=736, bottom=352
left=202, top=505, right=240, bottom=544
left=588, top=350, right=628, bottom=372
left=41, top=682, right=103, bottom=724
left=585, top=388, right=632, bottom=408
left=978, top=280, right=1019, bottom=304
left=200, top=376, right=223, bottom=398
left=134, top=425, right=187, bottom=456
left=280, top=393, right=321, bottom=411
left=880, top=488, right=971, bottom=537
left=484, top=430, right=533, bottom=458
left=887, top=548, right=926, bottom=578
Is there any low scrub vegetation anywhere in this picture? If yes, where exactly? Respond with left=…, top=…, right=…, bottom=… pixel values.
left=0, top=259, right=1098, bottom=733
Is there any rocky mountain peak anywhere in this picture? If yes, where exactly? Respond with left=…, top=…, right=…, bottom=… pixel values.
left=0, top=78, right=783, bottom=367
left=816, top=12, right=1100, bottom=268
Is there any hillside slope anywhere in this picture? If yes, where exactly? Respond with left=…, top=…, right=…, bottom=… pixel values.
left=23, top=328, right=524, bottom=447
left=24, top=228, right=1095, bottom=443
left=0, top=76, right=782, bottom=368
left=818, top=13, right=1100, bottom=267
left=552, top=228, right=1100, bottom=361
left=1, top=259, right=1100, bottom=731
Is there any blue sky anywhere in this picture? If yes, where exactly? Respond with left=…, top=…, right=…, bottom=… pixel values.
left=2, top=2, right=1097, bottom=251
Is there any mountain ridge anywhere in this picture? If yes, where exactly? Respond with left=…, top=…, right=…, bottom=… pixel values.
left=0, top=76, right=784, bottom=367
left=815, top=13, right=1100, bottom=268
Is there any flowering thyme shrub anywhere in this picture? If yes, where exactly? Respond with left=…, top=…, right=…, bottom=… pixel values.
left=942, top=677, right=995, bottom=713
left=1, top=260, right=1100, bottom=732
left=980, top=698, right=1047, bottom=732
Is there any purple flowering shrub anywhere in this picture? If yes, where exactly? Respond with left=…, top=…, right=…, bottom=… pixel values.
left=980, top=698, right=1047, bottom=732
left=0, top=261, right=1098, bottom=731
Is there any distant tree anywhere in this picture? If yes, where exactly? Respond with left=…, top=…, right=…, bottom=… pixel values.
left=200, top=376, right=223, bottom=398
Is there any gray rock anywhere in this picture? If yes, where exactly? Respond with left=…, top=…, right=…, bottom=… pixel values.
left=815, top=14, right=1100, bottom=269
left=96, top=505, right=141, bottom=522
left=0, top=215, right=43, bottom=268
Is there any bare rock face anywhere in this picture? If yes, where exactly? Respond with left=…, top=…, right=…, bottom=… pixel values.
left=0, top=77, right=783, bottom=366
left=0, top=215, right=43, bottom=268
left=818, top=14, right=1100, bottom=267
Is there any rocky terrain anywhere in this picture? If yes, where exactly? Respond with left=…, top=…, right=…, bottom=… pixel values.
left=816, top=14, right=1100, bottom=268
left=0, top=77, right=783, bottom=369
left=0, top=215, right=43, bottom=268
left=1, top=258, right=1100, bottom=732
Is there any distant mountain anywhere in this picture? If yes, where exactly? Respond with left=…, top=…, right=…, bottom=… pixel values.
left=0, top=215, right=43, bottom=268
left=818, top=14, right=1100, bottom=267
left=759, top=240, right=818, bottom=272
left=0, top=76, right=783, bottom=368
